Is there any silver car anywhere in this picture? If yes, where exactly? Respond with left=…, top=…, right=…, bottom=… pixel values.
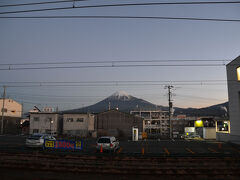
left=26, top=133, right=56, bottom=148
left=96, top=136, right=119, bottom=152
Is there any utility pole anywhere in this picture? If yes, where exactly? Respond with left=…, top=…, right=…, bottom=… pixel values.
left=166, top=85, right=174, bottom=139
left=1, top=86, right=6, bottom=134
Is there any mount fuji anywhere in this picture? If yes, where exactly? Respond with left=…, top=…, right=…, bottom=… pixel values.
left=62, top=91, right=228, bottom=117
left=63, top=91, right=164, bottom=113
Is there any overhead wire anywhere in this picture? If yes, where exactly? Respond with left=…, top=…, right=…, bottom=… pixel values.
left=0, top=0, right=88, bottom=8
left=0, top=63, right=230, bottom=71
left=0, top=59, right=230, bottom=66
left=0, top=79, right=229, bottom=84
left=0, top=1, right=240, bottom=15
left=0, top=15, right=240, bottom=22
left=3, top=82, right=227, bottom=88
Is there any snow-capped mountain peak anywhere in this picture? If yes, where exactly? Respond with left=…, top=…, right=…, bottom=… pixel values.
left=110, top=91, right=131, bottom=100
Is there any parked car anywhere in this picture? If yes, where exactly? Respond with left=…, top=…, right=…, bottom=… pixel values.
left=96, top=136, right=119, bottom=152
left=25, top=133, right=56, bottom=148
left=185, top=134, right=202, bottom=140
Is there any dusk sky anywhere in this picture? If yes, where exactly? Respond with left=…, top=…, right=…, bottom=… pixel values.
left=0, top=0, right=239, bottom=112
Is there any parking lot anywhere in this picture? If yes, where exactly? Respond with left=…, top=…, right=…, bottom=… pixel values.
left=0, top=135, right=239, bottom=157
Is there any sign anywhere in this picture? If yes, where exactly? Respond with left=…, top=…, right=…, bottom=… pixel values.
left=44, top=140, right=83, bottom=150
left=142, top=132, right=147, bottom=139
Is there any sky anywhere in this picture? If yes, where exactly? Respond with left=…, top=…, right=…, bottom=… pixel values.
left=0, top=0, right=240, bottom=112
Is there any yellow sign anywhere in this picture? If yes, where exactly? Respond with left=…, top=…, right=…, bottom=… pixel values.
left=194, top=120, right=204, bottom=127
left=75, top=141, right=82, bottom=148
left=45, top=140, right=55, bottom=148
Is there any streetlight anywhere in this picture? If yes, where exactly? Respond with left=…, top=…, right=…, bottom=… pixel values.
left=49, top=118, right=53, bottom=135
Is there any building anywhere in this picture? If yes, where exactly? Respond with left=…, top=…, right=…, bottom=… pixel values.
left=96, top=109, right=143, bottom=139
left=29, top=112, right=63, bottom=135
left=130, top=110, right=169, bottom=138
left=0, top=98, right=22, bottom=134
left=0, top=98, right=22, bottom=118
left=217, top=56, right=240, bottom=143
left=63, top=113, right=95, bottom=137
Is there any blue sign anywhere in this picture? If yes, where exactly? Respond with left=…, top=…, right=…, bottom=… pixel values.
left=44, top=140, right=83, bottom=150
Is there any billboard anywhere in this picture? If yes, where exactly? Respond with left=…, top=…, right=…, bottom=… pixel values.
left=44, top=140, right=83, bottom=150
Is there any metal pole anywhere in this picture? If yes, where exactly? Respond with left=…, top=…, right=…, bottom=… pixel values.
left=50, top=118, right=52, bottom=135
left=1, top=86, right=6, bottom=134
left=168, top=85, right=173, bottom=139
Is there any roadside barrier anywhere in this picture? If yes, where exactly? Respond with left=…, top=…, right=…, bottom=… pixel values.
left=100, top=145, right=103, bottom=153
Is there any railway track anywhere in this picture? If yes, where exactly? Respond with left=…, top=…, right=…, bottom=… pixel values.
left=0, top=151, right=240, bottom=179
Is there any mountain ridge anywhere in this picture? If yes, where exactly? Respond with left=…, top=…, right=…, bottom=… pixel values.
left=63, top=91, right=228, bottom=117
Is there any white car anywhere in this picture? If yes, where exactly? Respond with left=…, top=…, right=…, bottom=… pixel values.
left=96, top=136, right=119, bottom=152
left=26, top=133, right=56, bottom=148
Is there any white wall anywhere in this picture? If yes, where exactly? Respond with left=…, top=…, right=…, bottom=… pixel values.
left=203, top=127, right=216, bottom=139
left=63, top=113, right=94, bottom=137
left=30, top=113, right=59, bottom=135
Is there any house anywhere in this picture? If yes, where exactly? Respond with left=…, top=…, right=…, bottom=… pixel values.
left=0, top=98, right=22, bottom=134
left=0, top=98, right=22, bottom=118
left=63, top=113, right=95, bottom=137
left=29, top=112, right=63, bottom=135
left=217, top=56, right=240, bottom=143
left=96, top=109, right=143, bottom=139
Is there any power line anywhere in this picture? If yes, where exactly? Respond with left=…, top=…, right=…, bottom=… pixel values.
left=0, top=1, right=240, bottom=14
left=0, top=15, right=240, bottom=23
left=0, top=63, right=229, bottom=71
left=4, top=83, right=227, bottom=88
left=0, top=0, right=88, bottom=8
left=0, top=80, right=228, bottom=84
left=0, top=59, right=230, bottom=66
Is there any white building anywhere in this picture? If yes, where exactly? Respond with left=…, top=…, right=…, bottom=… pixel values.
left=29, top=112, right=62, bottom=135
left=217, top=56, right=240, bottom=143
left=130, top=110, right=169, bottom=137
left=0, top=98, right=22, bottom=118
left=63, top=113, right=95, bottom=137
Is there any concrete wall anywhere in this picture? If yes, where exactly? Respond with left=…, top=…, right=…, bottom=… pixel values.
left=63, top=113, right=94, bottom=137
left=0, top=116, right=21, bottom=134
left=0, top=99, right=22, bottom=118
left=217, top=132, right=240, bottom=144
left=29, top=113, right=60, bottom=135
left=203, top=127, right=216, bottom=139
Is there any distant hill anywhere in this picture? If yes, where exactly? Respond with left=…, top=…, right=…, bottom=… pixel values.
left=63, top=91, right=228, bottom=117
left=174, top=102, right=228, bottom=117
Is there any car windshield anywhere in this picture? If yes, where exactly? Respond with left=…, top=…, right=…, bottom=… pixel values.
left=28, top=135, right=43, bottom=140
left=98, top=138, right=111, bottom=143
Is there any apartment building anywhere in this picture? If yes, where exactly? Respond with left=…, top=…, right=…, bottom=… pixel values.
left=130, top=110, right=169, bottom=138
left=63, top=113, right=95, bottom=137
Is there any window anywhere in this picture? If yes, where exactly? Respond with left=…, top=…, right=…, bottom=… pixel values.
left=33, top=117, right=39, bottom=121
left=237, top=67, right=240, bottom=81
left=76, top=118, right=84, bottom=122
left=66, top=118, right=74, bottom=122
left=33, top=129, right=39, bottom=133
